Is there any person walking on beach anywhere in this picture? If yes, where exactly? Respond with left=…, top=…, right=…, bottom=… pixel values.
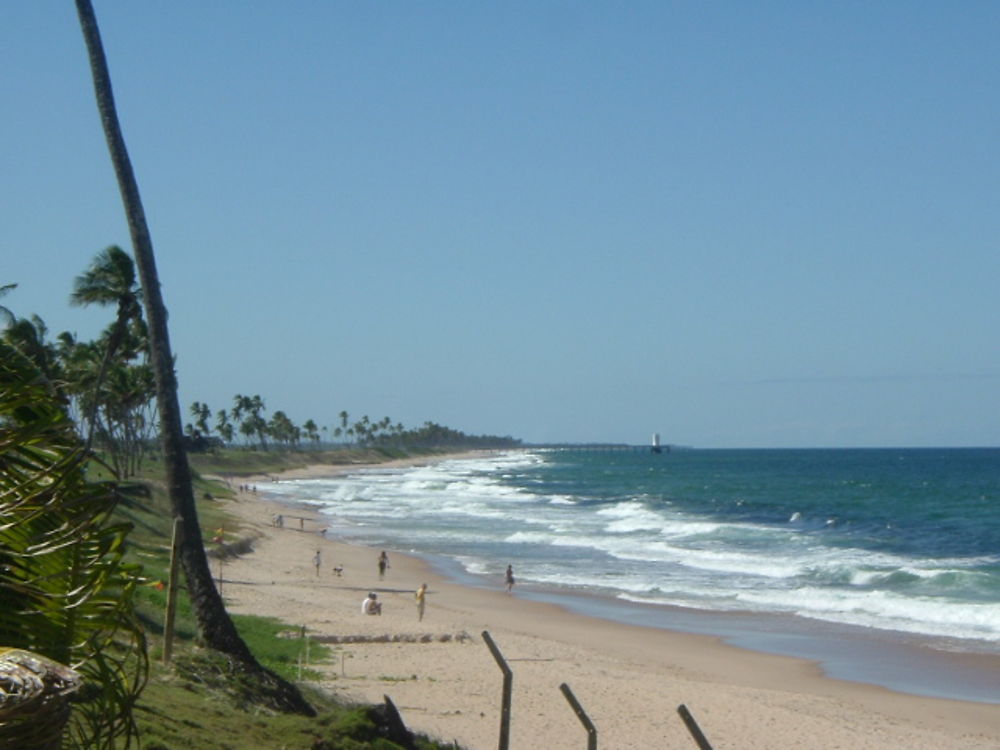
left=313, top=549, right=321, bottom=577
left=505, top=564, right=515, bottom=593
left=378, top=550, right=389, bottom=580
left=415, top=582, right=428, bottom=622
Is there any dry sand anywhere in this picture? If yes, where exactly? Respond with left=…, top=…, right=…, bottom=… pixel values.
left=215, top=458, right=999, bottom=749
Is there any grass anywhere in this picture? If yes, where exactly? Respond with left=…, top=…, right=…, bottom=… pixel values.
left=135, top=669, right=452, bottom=750
left=114, top=448, right=463, bottom=749
left=186, top=446, right=420, bottom=478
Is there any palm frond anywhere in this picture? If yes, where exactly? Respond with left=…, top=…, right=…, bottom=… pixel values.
left=0, top=340, right=148, bottom=749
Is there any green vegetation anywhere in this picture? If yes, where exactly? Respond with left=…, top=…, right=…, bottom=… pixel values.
left=0, top=340, right=146, bottom=749
left=136, top=666, right=450, bottom=750
left=123, top=453, right=465, bottom=749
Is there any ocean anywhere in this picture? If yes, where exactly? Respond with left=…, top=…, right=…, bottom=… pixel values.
left=258, top=447, right=1000, bottom=703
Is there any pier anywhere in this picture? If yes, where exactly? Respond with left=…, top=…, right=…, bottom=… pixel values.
left=532, top=443, right=671, bottom=453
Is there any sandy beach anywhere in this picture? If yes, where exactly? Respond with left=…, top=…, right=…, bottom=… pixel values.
left=215, top=459, right=999, bottom=749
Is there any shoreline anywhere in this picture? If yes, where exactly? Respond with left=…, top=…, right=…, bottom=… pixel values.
left=424, top=552, right=1000, bottom=705
left=214, top=457, right=999, bottom=749
left=249, top=450, right=1000, bottom=704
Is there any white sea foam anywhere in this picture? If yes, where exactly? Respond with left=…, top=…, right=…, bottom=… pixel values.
left=256, top=450, right=1000, bottom=645
left=736, top=586, right=1000, bottom=641
left=527, top=569, right=669, bottom=595
left=549, top=495, right=577, bottom=505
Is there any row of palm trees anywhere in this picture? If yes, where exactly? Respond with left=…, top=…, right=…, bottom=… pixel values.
left=189, top=398, right=522, bottom=452
left=191, top=394, right=317, bottom=451
left=5, top=254, right=521, bottom=470
left=190, top=399, right=407, bottom=451
left=2, top=247, right=157, bottom=479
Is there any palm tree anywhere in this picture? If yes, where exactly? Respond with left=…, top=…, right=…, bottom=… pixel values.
left=104, top=358, right=156, bottom=476
left=303, top=419, right=318, bottom=444
left=74, top=0, right=312, bottom=715
left=69, top=246, right=145, bottom=447
left=267, top=410, right=295, bottom=447
left=339, top=410, right=349, bottom=444
left=231, top=393, right=267, bottom=449
left=2, top=314, right=59, bottom=381
left=190, top=401, right=212, bottom=436
left=230, top=393, right=249, bottom=446
left=0, top=282, right=17, bottom=328
left=67, top=249, right=157, bottom=476
left=249, top=394, right=268, bottom=450
left=215, top=409, right=234, bottom=444
left=70, top=245, right=141, bottom=328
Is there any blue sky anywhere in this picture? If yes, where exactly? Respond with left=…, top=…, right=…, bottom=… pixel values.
left=3, top=2, right=999, bottom=448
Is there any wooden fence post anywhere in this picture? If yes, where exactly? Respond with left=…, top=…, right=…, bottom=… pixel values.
left=559, top=682, right=597, bottom=750
left=162, top=517, right=181, bottom=663
left=677, top=704, right=714, bottom=750
left=381, top=694, right=415, bottom=749
left=482, top=630, right=512, bottom=750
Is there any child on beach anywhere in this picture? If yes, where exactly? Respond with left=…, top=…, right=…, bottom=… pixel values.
left=313, top=549, right=321, bottom=577
left=505, top=564, right=515, bottom=593
left=378, top=550, right=389, bottom=579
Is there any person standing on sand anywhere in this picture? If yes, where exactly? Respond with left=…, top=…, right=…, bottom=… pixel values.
left=505, top=564, right=515, bottom=593
left=415, top=582, right=428, bottom=621
left=378, top=550, right=389, bottom=580
left=313, top=549, right=321, bottom=577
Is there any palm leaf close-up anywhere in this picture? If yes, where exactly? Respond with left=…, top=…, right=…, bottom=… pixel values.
left=0, top=339, right=147, bottom=748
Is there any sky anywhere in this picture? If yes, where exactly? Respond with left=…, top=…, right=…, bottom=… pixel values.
left=3, top=2, right=999, bottom=448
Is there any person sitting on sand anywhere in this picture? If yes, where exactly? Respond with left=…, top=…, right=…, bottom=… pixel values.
left=362, top=592, right=382, bottom=615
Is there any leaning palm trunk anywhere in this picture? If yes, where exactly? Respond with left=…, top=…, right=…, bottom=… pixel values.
left=74, top=0, right=313, bottom=715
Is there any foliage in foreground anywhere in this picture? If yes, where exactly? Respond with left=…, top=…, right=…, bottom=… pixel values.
left=0, top=340, right=147, bottom=748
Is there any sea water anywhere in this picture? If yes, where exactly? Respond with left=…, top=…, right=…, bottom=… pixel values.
left=258, top=448, right=1000, bottom=702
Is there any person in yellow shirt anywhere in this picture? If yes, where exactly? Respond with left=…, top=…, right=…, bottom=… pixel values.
left=415, top=583, right=428, bottom=621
